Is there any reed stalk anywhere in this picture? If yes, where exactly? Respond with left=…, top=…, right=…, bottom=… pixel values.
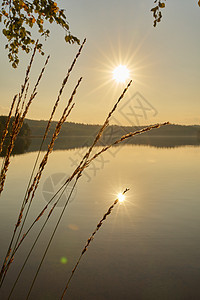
left=0, top=112, right=20, bottom=194
left=1, top=118, right=169, bottom=288
left=20, top=40, right=39, bottom=99
left=20, top=121, right=170, bottom=298
left=0, top=53, right=50, bottom=283
left=0, top=51, right=49, bottom=197
left=13, top=39, right=86, bottom=247
left=42, top=39, right=86, bottom=142
left=16, top=77, right=82, bottom=232
left=25, top=177, right=79, bottom=300
left=14, top=78, right=82, bottom=235
left=13, top=40, right=38, bottom=120
left=0, top=39, right=170, bottom=298
left=75, top=80, right=132, bottom=171
left=60, top=188, right=130, bottom=299
left=1, top=79, right=133, bottom=293
left=20, top=83, right=29, bottom=114
left=10, top=39, right=86, bottom=252
left=7, top=182, right=71, bottom=298
left=87, top=122, right=170, bottom=165
left=0, top=95, right=17, bottom=155
left=0, top=78, right=82, bottom=287
left=17, top=79, right=133, bottom=242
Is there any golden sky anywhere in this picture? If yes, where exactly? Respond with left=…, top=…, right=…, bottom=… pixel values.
left=0, top=0, right=199, bottom=125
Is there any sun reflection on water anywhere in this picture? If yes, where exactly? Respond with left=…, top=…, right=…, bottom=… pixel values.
left=117, top=192, right=125, bottom=203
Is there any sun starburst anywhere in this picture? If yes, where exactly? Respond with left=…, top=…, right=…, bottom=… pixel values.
left=113, top=65, right=130, bottom=83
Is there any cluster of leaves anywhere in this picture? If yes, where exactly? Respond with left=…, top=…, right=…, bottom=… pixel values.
left=151, top=0, right=166, bottom=27
left=0, top=0, right=80, bottom=68
left=151, top=1, right=200, bottom=27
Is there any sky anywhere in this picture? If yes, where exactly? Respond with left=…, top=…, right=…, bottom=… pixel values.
left=0, top=0, right=200, bottom=126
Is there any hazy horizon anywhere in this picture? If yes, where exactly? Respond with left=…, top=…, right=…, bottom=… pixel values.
left=1, top=114, right=200, bottom=127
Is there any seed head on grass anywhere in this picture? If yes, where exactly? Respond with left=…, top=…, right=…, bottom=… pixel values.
left=0, top=50, right=49, bottom=197
left=60, top=188, right=130, bottom=299
left=0, top=49, right=50, bottom=283
left=65, top=80, right=133, bottom=185
left=0, top=78, right=82, bottom=285
left=87, top=122, right=170, bottom=165
left=1, top=79, right=132, bottom=292
left=0, top=95, right=17, bottom=155
left=16, top=40, right=86, bottom=231
left=0, top=39, right=86, bottom=282
left=42, top=39, right=86, bottom=141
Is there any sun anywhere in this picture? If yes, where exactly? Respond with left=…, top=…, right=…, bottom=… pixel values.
left=113, top=65, right=130, bottom=83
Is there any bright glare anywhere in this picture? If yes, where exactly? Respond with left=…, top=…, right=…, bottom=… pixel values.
left=113, top=65, right=130, bottom=83
left=118, top=193, right=125, bottom=203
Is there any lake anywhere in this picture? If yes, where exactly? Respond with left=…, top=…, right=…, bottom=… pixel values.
left=0, top=140, right=200, bottom=299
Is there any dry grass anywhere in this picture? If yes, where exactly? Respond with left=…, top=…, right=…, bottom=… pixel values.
left=0, top=77, right=83, bottom=286
left=0, top=40, right=86, bottom=287
left=0, top=95, right=17, bottom=155
left=42, top=38, right=86, bottom=141
left=60, top=188, right=130, bottom=299
left=0, top=79, right=133, bottom=288
left=0, top=40, right=170, bottom=299
left=7, top=89, right=168, bottom=298
left=0, top=42, right=48, bottom=197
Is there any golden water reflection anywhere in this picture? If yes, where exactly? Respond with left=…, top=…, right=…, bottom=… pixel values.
left=0, top=145, right=200, bottom=299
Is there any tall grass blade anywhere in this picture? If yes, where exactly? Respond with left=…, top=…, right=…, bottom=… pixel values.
left=0, top=96, right=17, bottom=158
left=60, top=188, right=129, bottom=299
left=0, top=78, right=82, bottom=286
left=25, top=178, right=79, bottom=300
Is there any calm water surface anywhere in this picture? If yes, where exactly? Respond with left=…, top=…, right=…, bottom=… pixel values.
left=0, top=144, right=200, bottom=299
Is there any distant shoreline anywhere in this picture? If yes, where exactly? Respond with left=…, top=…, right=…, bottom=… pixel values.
left=24, top=119, right=200, bottom=139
